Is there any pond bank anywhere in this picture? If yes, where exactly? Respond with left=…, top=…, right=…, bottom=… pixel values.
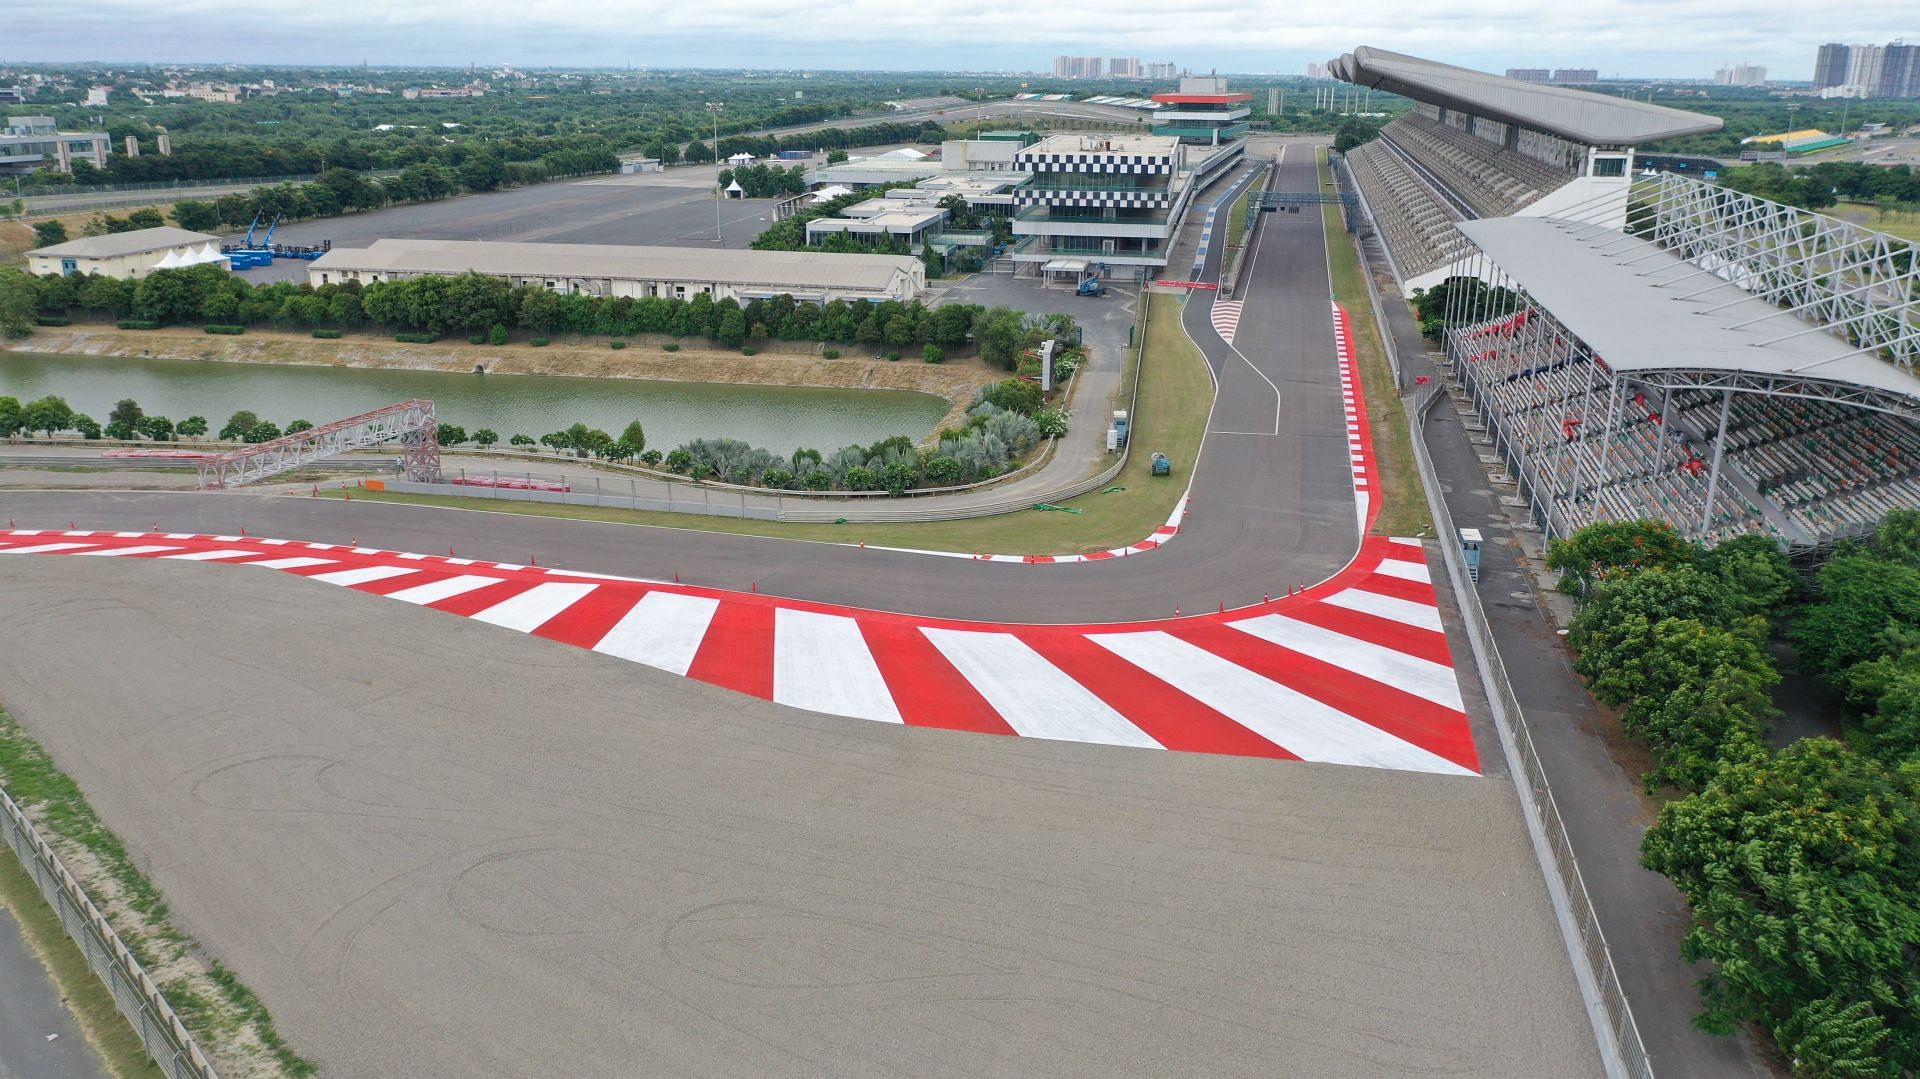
left=8, top=326, right=999, bottom=436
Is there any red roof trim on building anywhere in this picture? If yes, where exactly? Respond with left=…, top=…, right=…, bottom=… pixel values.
left=1150, top=93, right=1253, bottom=104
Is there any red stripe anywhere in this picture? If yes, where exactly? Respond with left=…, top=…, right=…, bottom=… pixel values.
left=349, top=568, right=465, bottom=595
left=1351, top=573, right=1434, bottom=604
left=1280, top=602, right=1452, bottom=666
left=532, top=584, right=649, bottom=647
left=685, top=600, right=775, bottom=700
left=1169, top=622, right=1479, bottom=773
left=858, top=620, right=1014, bottom=735
left=425, top=578, right=535, bottom=616
left=1020, top=631, right=1299, bottom=760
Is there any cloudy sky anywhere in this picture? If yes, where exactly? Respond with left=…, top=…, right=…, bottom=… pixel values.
left=7, top=0, right=1916, bottom=80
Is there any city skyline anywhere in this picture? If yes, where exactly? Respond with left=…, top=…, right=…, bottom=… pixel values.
left=6, top=0, right=1919, bottom=80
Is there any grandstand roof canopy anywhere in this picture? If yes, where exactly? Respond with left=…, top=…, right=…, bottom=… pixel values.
left=1456, top=216, right=1920, bottom=405
left=1329, top=47, right=1722, bottom=145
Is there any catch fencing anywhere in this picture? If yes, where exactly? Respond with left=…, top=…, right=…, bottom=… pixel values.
left=0, top=786, right=218, bottom=1079
left=1405, top=398, right=1653, bottom=1079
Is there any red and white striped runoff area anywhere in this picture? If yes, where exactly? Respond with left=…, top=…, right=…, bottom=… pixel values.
left=1210, top=300, right=1243, bottom=346
left=0, top=529, right=1475, bottom=776
left=1, top=306, right=1476, bottom=775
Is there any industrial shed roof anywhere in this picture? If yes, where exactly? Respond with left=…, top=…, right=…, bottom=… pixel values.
left=28, top=227, right=219, bottom=259
left=311, top=238, right=920, bottom=292
left=1328, top=47, right=1722, bottom=146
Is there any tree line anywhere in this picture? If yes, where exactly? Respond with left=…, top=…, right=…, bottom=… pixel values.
left=3, top=265, right=1075, bottom=374
left=1716, top=160, right=1920, bottom=213
left=1548, top=517, right=1920, bottom=1075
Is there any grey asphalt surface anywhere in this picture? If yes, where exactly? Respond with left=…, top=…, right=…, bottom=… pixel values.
left=0, top=556, right=1602, bottom=1078
left=0, top=902, right=105, bottom=1079
left=1361, top=234, right=1774, bottom=1076
left=0, top=145, right=1360, bottom=624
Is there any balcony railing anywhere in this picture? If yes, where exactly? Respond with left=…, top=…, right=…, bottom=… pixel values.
left=1015, top=176, right=1172, bottom=193
left=1015, top=206, right=1170, bottom=224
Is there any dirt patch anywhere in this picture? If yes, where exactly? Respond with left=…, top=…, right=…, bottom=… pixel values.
left=11, top=326, right=1004, bottom=434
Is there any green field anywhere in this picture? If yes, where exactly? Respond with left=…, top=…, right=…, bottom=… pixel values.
left=1318, top=147, right=1431, bottom=538
left=326, top=291, right=1215, bottom=555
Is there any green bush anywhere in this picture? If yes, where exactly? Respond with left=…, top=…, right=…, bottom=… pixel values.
left=822, top=348, right=840, bottom=359
left=529, top=336, right=549, bottom=347
left=203, top=324, right=246, bottom=335
left=661, top=342, right=680, bottom=352
left=116, top=319, right=161, bottom=330
left=885, top=351, right=901, bottom=361
left=468, top=332, right=488, bottom=345
left=311, top=328, right=343, bottom=339
left=489, top=323, right=508, bottom=346
left=610, top=339, right=627, bottom=350
left=741, top=346, right=758, bottom=356
left=394, top=332, right=440, bottom=344
left=34, top=315, right=70, bottom=326
left=922, top=344, right=944, bottom=364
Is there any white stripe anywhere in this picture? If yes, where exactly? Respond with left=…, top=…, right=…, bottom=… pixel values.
left=1089, top=631, right=1471, bottom=775
left=921, top=629, right=1160, bottom=748
left=308, top=566, right=420, bottom=588
left=243, top=556, right=337, bottom=570
left=385, top=574, right=504, bottom=606
left=113, top=531, right=145, bottom=538
left=1389, top=536, right=1425, bottom=548
left=1325, top=587, right=1445, bottom=632
left=592, top=591, right=720, bottom=675
left=1226, top=614, right=1463, bottom=710
left=773, top=609, right=902, bottom=724
left=470, top=582, right=597, bottom=632
left=0, top=542, right=99, bottom=554
left=1373, top=558, right=1431, bottom=583
left=161, top=549, right=257, bottom=561
left=73, top=545, right=183, bottom=558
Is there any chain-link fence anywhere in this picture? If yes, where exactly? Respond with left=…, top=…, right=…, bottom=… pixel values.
left=1405, top=398, right=1653, bottom=1079
left=0, top=786, right=218, bottom=1079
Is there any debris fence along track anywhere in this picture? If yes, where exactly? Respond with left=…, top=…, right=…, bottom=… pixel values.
left=0, top=786, right=219, bottom=1079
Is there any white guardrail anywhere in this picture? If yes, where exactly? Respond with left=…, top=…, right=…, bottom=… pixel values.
left=0, top=786, right=219, bottom=1079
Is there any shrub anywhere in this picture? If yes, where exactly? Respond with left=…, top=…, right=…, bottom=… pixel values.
left=922, top=344, right=944, bottom=364
left=489, top=323, right=508, bottom=346
left=34, top=315, right=70, bottom=326
left=885, top=351, right=901, bottom=361
left=610, top=339, right=626, bottom=350
left=311, top=328, right=343, bottom=339
left=394, top=332, right=440, bottom=344
left=116, top=319, right=161, bottom=330
left=665, top=448, right=693, bottom=473
left=529, top=336, right=549, bottom=347
left=468, top=333, right=488, bottom=345
left=640, top=449, right=663, bottom=466
left=662, top=342, right=680, bottom=352
left=761, top=467, right=793, bottom=489
left=741, top=346, right=758, bottom=356
left=203, top=324, right=246, bottom=335
left=822, top=348, right=840, bottom=359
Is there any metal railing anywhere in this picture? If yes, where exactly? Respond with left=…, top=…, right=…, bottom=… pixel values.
left=1405, top=398, right=1653, bottom=1079
left=1, top=786, right=218, bottom=1079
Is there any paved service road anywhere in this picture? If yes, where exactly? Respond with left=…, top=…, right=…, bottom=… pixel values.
left=0, top=902, right=105, bottom=1079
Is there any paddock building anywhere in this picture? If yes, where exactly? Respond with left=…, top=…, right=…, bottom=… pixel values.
left=27, top=227, right=225, bottom=279
left=308, top=239, right=925, bottom=304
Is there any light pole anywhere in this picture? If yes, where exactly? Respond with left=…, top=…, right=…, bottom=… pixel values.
left=706, top=101, right=724, bottom=242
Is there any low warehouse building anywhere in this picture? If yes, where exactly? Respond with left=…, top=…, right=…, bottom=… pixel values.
left=308, top=238, right=926, bottom=303
left=27, top=226, right=225, bottom=278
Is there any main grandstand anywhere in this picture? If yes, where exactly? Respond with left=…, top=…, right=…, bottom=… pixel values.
left=1329, top=48, right=1920, bottom=551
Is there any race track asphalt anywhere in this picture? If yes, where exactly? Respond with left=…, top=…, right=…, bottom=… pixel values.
left=0, top=556, right=1602, bottom=1078
left=0, top=149, right=1358, bottom=624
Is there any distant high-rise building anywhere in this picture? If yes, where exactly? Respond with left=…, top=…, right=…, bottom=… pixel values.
left=1879, top=43, right=1920, bottom=99
left=1551, top=69, right=1599, bottom=85
left=1813, top=43, right=1851, bottom=89
left=1268, top=87, right=1280, bottom=113
left=1052, top=56, right=1103, bottom=79
left=1304, top=61, right=1330, bottom=80
left=1109, top=57, right=1140, bottom=78
left=1143, top=62, right=1178, bottom=81
left=1847, top=45, right=1886, bottom=94
left=1505, top=68, right=1551, bottom=84
left=1715, top=63, right=1768, bottom=86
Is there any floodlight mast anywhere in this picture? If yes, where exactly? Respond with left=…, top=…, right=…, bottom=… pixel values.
left=706, top=101, right=725, bottom=242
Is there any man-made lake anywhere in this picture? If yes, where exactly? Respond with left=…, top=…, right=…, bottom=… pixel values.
left=0, top=353, right=949, bottom=454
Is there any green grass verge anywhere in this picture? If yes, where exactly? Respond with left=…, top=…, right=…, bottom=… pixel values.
left=0, top=853, right=154, bottom=1078
left=1318, top=147, right=1431, bottom=538
left=323, top=292, right=1213, bottom=555
left=0, top=706, right=314, bottom=1078
left=1227, top=182, right=1254, bottom=248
